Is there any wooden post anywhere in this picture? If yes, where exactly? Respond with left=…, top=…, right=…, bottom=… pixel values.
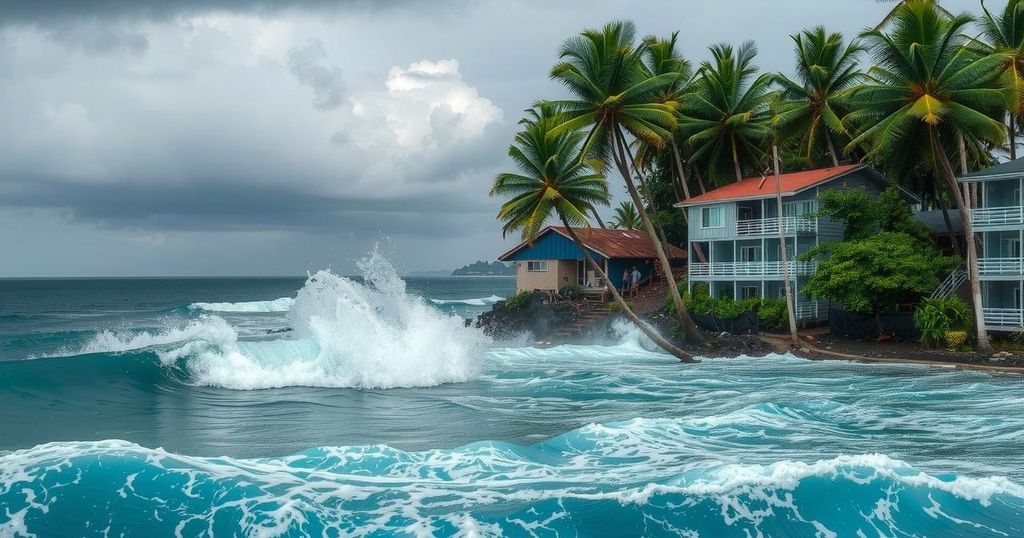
left=774, top=145, right=800, bottom=346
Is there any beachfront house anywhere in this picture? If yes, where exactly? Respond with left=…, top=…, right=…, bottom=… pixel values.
left=498, top=226, right=686, bottom=295
left=676, top=164, right=898, bottom=322
left=959, top=158, right=1024, bottom=331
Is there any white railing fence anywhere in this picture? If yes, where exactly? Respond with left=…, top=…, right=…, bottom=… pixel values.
left=971, top=206, right=1024, bottom=226
left=736, top=217, right=816, bottom=236
left=983, top=308, right=1024, bottom=328
left=689, top=261, right=817, bottom=278
left=931, top=268, right=968, bottom=299
left=978, top=258, right=1024, bottom=276
left=795, top=301, right=825, bottom=320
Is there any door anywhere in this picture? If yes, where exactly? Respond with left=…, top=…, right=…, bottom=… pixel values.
left=739, top=246, right=761, bottom=262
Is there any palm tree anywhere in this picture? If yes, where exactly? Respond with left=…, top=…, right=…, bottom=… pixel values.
left=548, top=20, right=703, bottom=344
left=976, top=0, right=1024, bottom=160
left=678, top=42, right=775, bottom=184
left=640, top=32, right=697, bottom=202
left=610, top=201, right=642, bottom=229
left=773, top=27, right=866, bottom=167
left=874, top=0, right=952, bottom=29
left=491, top=105, right=695, bottom=362
left=845, top=0, right=1009, bottom=352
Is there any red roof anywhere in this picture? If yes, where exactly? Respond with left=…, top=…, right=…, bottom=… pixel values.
left=498, top=227, right=687, bottom=261
left=676, top=164, right=865, bottom=206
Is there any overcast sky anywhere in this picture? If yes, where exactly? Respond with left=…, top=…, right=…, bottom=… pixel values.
left=0, top=0, right=981, bottom=276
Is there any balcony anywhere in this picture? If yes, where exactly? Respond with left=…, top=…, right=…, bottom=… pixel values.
left=736, top=217, right=816, bottom=236
left=978, top=258, right=1024, bottom=277
left=970, top=206, right=1024, bottom=227
left=689, top=261, right=817, bottom=278
left=983, top=308, right=1024, bottom=328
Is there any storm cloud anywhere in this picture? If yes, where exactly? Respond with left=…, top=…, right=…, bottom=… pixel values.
left=0, top=0, right=981, bottom=276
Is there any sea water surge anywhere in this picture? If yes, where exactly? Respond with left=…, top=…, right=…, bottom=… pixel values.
left=2, top=254, right=1024, bottom=536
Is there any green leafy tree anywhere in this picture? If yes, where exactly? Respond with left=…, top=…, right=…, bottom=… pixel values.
left=491, top=105, right=695, bottom=361
left=803, top=232, right=958, bottom=335
left=817, top=186, right=931, bottom=242
left=678, top=42, right=775, bottom=184
left=548, top=20, right=702, bottom=343
left=609, top=201, right=642, bottom=230
left=772, top=27, right=865, bottom=167
left=844, top=0, right=1010, bottom=351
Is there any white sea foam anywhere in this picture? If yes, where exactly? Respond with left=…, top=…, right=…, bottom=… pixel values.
left=429, top=295, right=504, bottom=306
left=189, top=297, right=295, bottom=313
left=73, top=250, right=489, bottom=390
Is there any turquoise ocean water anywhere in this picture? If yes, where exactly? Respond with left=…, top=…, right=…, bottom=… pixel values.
left=2, top=253, right=1023, bottom=536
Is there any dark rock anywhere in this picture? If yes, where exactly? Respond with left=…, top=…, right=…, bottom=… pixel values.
left=474, top=292, right=579, bottom=340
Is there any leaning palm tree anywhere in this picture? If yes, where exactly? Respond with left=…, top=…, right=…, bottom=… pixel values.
left=976, top=0, right=1024, bottom=159
left=548, top=20, right=703, bottom=344
left=845, top=0, right=1010, bottom=352
left=772, top=27, right=866, bottom=167
left=610, top=201, right=642, bottom=230
left=491, top=105, right=695, bottom=362
left=678, top=42, right=775, bottom=184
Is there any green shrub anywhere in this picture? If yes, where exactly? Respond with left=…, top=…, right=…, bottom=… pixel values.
left=560, top=284, right=583, bottom=300
left=608, top=300, right=632, bottom=313
left=504, top=290, right=533, bottom=311
left=914, top=297, right=971, bottom=348
left=757, top=298, right=789, bottom=331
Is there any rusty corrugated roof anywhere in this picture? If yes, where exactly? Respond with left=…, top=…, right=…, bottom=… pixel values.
left=499, top=226, right=686, bottom=261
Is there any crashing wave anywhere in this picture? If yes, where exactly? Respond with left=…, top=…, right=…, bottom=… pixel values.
left=189, top=297, right=295, bottom=313
left=2, top=422, right=1022, bottom=537
left=67, top=250, right=490, bottom=390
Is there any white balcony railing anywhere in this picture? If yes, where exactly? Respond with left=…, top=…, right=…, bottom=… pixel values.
left=795, top=301, right=826, bottom=320
left=978, top=257, right=1024, bottom=276
left=689, top=261, right=817, bottom=278
left=736, top=217, right=816, bottom=236
left=983, top=308, right=1024, bottom=328
left=970, top=206, right=1024, bottom=227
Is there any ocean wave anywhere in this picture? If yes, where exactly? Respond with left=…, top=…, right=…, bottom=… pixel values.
left=54, top=250, right=490, bottom=390
left=429, top=295, right=504, bottom=306
left=2, top=420, right=1022, bottom=537
left=189, top=297, right=295, bottom=313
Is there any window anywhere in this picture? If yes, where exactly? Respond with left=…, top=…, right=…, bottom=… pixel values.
left=527, top=261, right=548, bottom=272
left=739, top=246, right=761, bottom=262
left=740, top=286, right=760, bottom=300
left=701, top=206, right=724, bottom=228
left=783, top=200, right=816, bottom=218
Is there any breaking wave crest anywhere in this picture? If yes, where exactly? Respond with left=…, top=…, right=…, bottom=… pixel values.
left=67, top=250, right=490, bottom=390
left=429, top=295, right=504, bottom=306
left=2, top=419, right=1022, bottom=537
left=189, top=297, right=295, bottom=313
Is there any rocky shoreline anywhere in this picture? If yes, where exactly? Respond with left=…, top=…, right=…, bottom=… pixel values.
left=472, top=292, right=771, bottom=359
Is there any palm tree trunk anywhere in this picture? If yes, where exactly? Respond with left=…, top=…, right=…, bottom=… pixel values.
left=560, top=216, right=697, bottom=363
left=932, top=129, right=992, bottom=353
left=1010, top=115, right=1018, bottom=161
left=772, top=145, right=800, bottom=346
left=612, top=128, right=703, bottom=344
left=695, top=168, right=708, bottom=194
left=732, top=143, right=743, bottom=182
left=825, top=131, right=840, bottom=167
left=670, top=143, right=693, bottom=200
left=590, top=208, right=607, bottom=229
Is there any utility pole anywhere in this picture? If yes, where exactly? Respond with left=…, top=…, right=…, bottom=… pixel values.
left=773, top=145, right=800, bottom=347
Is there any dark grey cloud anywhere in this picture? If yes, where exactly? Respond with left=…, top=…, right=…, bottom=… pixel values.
left=42, top=22, right=149, bottom=54
left=288, top=39, right=345, bottom=110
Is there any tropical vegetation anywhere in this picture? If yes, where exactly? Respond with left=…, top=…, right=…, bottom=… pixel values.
left=493, top=0, right=1024, bottom=353
left=914, top=297, right=973, bottom=348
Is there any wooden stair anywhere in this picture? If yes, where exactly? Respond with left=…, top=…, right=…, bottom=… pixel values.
left=551, top=302, right=612, bottom=341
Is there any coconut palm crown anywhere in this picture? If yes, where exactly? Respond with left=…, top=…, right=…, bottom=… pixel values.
left=491, top=105, right=609, bottom=242
left=678, top=42, right=775, bottom=184
left=976, top=0, right=1024, bottom=159
left=773, top=27, right=866, bottom=167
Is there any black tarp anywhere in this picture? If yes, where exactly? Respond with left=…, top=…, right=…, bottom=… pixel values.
left=692, top=311, right=760, bottom=335
left=829, top=309, right=919, bottom=339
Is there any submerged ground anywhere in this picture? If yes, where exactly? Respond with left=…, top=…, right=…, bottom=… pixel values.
left=1, top=259, right=1023, bottom=536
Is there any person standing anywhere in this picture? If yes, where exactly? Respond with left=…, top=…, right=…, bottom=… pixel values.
left=630, top=266, right=641, bottom=297
left=621, top=268, right=630, bottom=295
